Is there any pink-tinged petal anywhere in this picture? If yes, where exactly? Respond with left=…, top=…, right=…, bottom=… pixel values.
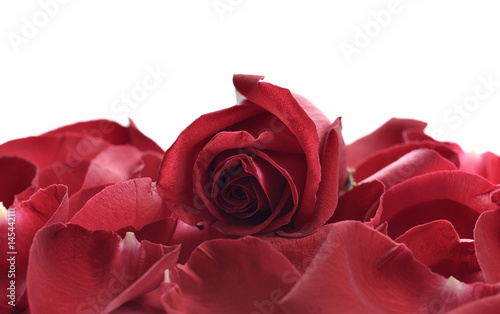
left=475, top=209, right=500, bottom=284
left=66, top=146, right=146, bottom=216
left=27, top=223, right=179, bottom=313
left=81, top=145, right=144, bottom=189
left=70, top=178, right=170, bottom=231
left=0, top=156, right=37, bottom=207
left=279, top=221, right=500, bottom=313
left=396, top=220, right=480, bottom=283
left=0, top=184, right=68, bottom=312
left=161, top=236, right=300, bottom=313
left=346, top=118, right=427, bottom=168
left=233, top=75, right=328, bottom=233
left=361, top=149, right=457, bottom=189
left=286, top=117, right=346, bottom=236
left=371, top=171, right=500, bottom=239
left=460, top=150, right=500, bottom=184
left=328, top=180, right=385, bottom=223
left=353, top=141, right=460, bottom=182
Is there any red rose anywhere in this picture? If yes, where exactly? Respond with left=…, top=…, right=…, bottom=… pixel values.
left=157, top=74, right=346, bottom=236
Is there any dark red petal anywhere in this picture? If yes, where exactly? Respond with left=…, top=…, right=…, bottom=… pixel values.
left=346, top=118, right=427, bottom=168
left=157, top=103, right=264, bottom=226
left=233, top=75, right=327, bottom=233
left=371, top=171, right=500, bottom=239
left=279, top=221, right=500, bottom=313
left=361, top=148, right=457, bottom=189
left=161, top=236, right=300, bottom=313
left=70, top=178, right=170, bottom=231
left=27, top=223, right=179, bottom=313
left=475, top=209, right=500, bottom=283
left=285, top=118, right=346, bottom=236
left=328, top=180, right=385, bottom=223
left=396, top=220, right=480, bottom=282
left=0, top=156, right=37, bottom=207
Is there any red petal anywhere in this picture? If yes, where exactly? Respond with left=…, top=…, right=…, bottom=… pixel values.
left=361, top=148, right=457, bottom=189
left=285, top=117, right=346, bottom=236
left=27, top=223, right=179, bottom=313
left=0, top=156, right=37, bottom=207
left=70, top=178, right=170, bottom=231
left=371, top=171, right=500, bottom=239
left=161, top=236, right=300, bottom=313
left=233, top=75, right=328, bottom=233
left=279, top=221, right=500, bottom=313
left=346, top=118, right=427, bottom=168
left=328, top=180, right=385, bottom=223
left=0, top=184, right=68, bottom=312
left=396, top=220, right=480, bottom=282
left=475, top=209, right=500, bottom=283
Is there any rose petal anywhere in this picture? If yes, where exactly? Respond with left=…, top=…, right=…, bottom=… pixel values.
left=279, top=221, right=500, bottom=313
left=70, top=178, right=170, bottom=231
left=371, top=171, right=500, bottom=239
left=328, top=180, right=385, bottom=223
left=346, top=118, right=427, bottom=168
left=1, top=184, right=68, bottom=312
left=0, top=156, right=37, bottom=207
left=27, top=223, right=179, bottom=313
left=161, top=236, right=300, bottom=313
left=361, top=148, right=457, bottom=189
left=285, top=117, right=346, bottom=236
left=474, top=209, right=500, bottom=284
left=396, top=220, right=480, bottom=282
left=233, top=75, right=329, bottom=234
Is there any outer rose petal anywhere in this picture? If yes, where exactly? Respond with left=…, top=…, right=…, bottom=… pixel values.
left=161, top=237, right=300, bottom=313
left=361, top=148, right=457, bottom=189
left=27, top=223, right=179, bottom=314
left=371, top=171, right=500, bottom=239
left=346, top=118, right=427, bottom=168
left=328, top=180, right=385, bottom=223
left=0, top=156, right=37, bottom=207
left=41, top=119, right=163, bottom=154
left=279, top=221, right=500, bottom=313
left=395, top=220, right=480, bottom=283
left=1, top=185, right=68, bottom=312
left=475, top=209, right=500, bottom=284
left=70, top=178, right=170, bottom=231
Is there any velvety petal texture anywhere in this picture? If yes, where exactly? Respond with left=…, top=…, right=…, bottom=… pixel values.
left=161, top=236, right=300, bottom=313
left=1, top=184, right=68, bottom=312
left=474, top=209, right=500, bottom=284
left=371, top=171, right=500, bottom=239
left=158, top=74, right=345, bottom=236
left=279, top=221, right=500, bottom=313
left=27, top=223, right=179, bottom=313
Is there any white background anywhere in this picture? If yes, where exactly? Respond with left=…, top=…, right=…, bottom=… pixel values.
left=1, top=1, right=500, bottom=154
